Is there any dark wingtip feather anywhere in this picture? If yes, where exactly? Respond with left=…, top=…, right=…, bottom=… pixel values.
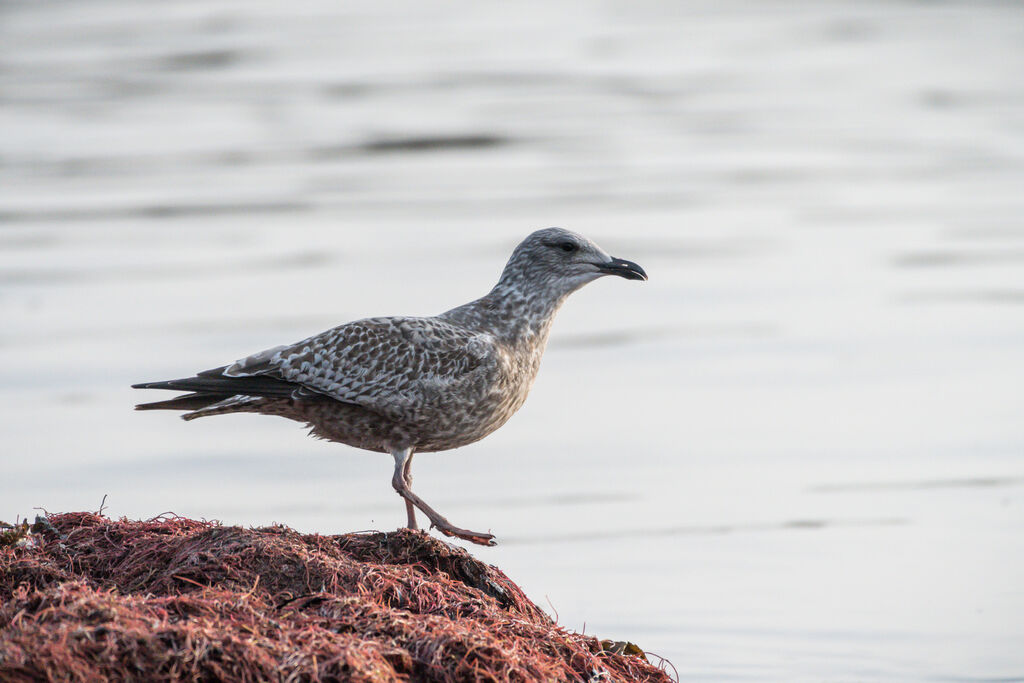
left=132, top=380, right=183, bottom=390
left=132, top=373, right=301, bottom=398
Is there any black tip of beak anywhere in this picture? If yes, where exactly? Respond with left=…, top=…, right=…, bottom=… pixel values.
left=598, top=257, right=648, bottom=281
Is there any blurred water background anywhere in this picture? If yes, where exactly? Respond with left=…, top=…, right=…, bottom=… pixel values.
left=2, top=1, right=1024, bottom=680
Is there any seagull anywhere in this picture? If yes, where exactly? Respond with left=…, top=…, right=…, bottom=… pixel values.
left=133, top=228, right=647, bottom=546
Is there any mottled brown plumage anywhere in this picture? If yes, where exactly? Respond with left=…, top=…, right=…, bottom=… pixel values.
left=134, top=228, right=646, bottom=545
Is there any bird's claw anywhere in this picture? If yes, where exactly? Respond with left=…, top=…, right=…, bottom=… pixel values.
left=431, top=522, right=497, bottom=547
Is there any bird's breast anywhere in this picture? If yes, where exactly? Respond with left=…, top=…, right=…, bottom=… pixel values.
left=409, top=343, right=541, bottom=452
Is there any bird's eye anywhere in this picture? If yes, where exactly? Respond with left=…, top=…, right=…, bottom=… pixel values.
left=558, top=241, right=578, bottom=253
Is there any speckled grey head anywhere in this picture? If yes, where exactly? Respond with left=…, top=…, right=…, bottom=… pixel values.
left=493, top=227, right=647, bottom=300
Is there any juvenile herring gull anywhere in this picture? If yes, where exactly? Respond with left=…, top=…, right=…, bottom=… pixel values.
left=133, top=228, right=647, bottom=546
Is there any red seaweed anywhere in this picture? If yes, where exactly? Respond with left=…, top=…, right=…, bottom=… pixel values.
left=0, top=512, right=673, bottom=682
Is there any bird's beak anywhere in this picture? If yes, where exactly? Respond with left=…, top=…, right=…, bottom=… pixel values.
left=596, top=257, right=648, bottom=281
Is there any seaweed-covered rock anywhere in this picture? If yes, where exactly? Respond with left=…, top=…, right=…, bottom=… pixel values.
left=0, top=512, right=672, bottom=682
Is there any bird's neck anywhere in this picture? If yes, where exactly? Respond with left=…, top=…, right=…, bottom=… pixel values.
left=441, top=281, right=570, bottom=350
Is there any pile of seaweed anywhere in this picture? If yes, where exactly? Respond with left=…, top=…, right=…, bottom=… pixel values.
left=0, top=512, right=672, bottom=682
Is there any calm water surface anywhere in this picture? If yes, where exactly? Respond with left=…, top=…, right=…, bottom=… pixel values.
left=2, top=1, right=1023, bottom=680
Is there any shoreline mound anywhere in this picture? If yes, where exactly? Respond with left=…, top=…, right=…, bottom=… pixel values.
left=0, top=512, right=673, bottom=682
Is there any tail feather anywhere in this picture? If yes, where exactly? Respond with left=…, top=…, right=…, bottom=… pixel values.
left=181, top=395, right=268, bottom=421
left=134, top=392, right=227, bottom=412
left=133, top=369, right=335, bottom=416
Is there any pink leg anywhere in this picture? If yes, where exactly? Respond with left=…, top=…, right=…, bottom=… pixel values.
left=403, top=453, right=418, bottom=529
left=391, top=448, right=495, bottom=546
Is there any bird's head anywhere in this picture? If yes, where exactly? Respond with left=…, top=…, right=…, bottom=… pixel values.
left=497, top=227, right=647, bottom=297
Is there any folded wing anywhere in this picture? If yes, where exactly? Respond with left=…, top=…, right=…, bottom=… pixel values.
left=134, top=317, right=498, bottom=419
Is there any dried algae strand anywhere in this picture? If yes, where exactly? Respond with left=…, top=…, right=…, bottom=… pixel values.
left=0, top=512, right=674, bottom=682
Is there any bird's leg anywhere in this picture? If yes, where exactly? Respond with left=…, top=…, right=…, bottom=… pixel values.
left=402, top=452, right=418, bottom=530
left=390, top=449, right=496, bottom=546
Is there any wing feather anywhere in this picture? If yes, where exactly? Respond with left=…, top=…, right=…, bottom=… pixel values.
left=223, top=317, right=499, bottom=415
